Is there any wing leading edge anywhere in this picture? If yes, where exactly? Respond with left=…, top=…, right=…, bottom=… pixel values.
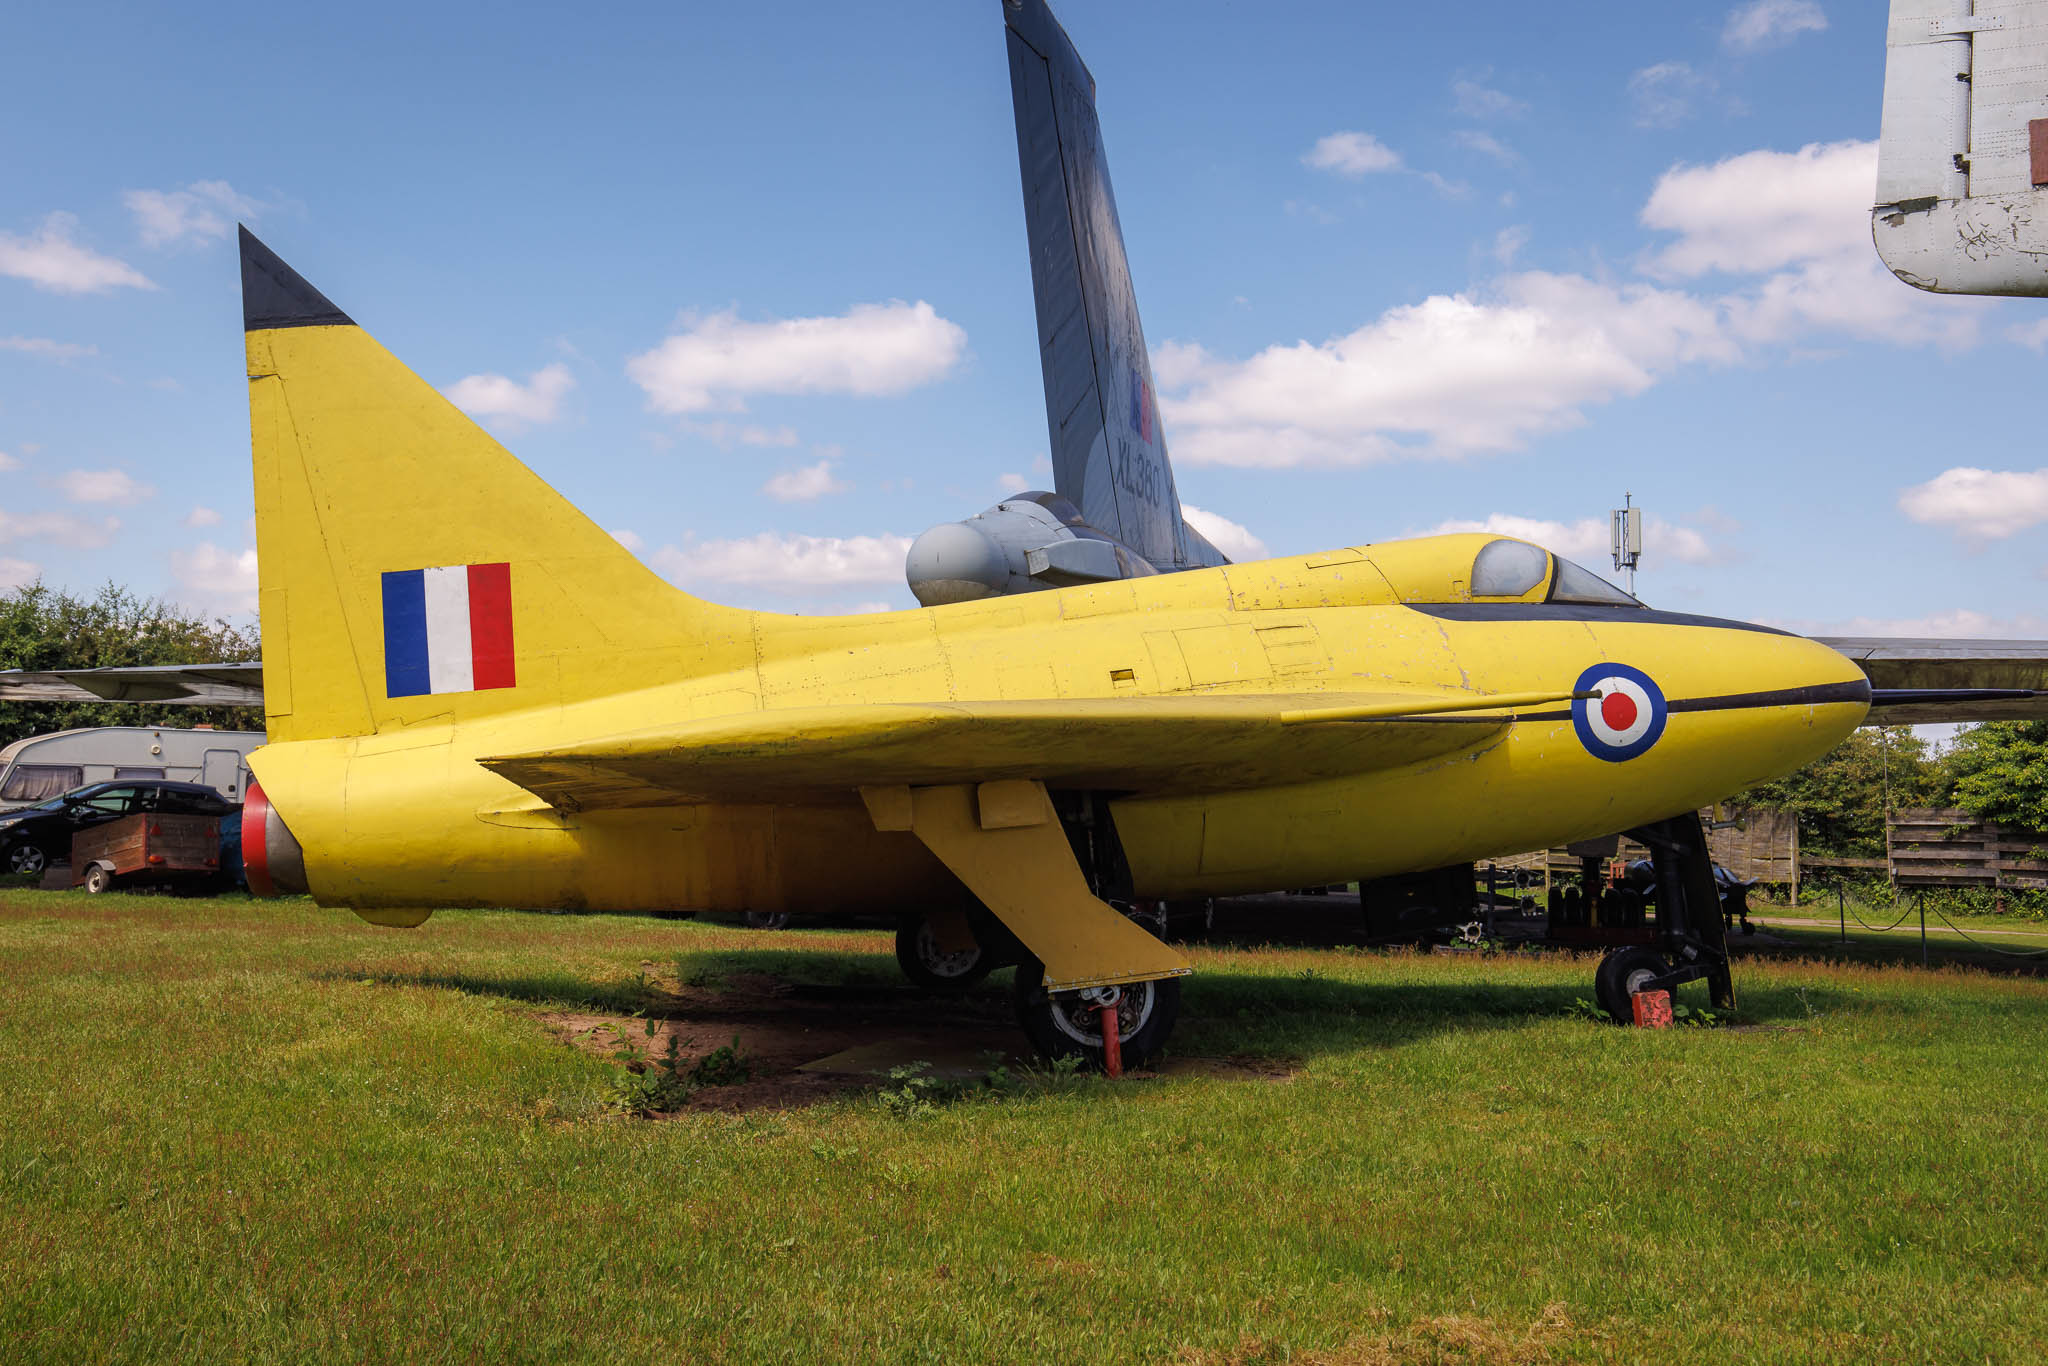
left=477, top=690, right=1568, bottom=810
left=1820, top=638, right=2048, bottom=722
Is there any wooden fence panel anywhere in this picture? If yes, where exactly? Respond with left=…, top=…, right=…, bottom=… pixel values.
left=1887, top=808, right=2048, bottom=889
left=1484, top=806, right=1797, bottom=890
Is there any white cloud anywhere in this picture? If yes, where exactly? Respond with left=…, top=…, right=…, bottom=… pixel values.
left=627, top=302, right=966, bottom=415
left=762, top=459, right=850, bottom=502
left=0, top=510, right=120, bottom=549
left=1642, top=141, right=1871, bottom=279
left=1158, top=139, right=1983, bottom=474
left=1157, top=271, right=1732, bottom=468
left=123, top=181, right=258, bottom=249
left=1452, top=130, right=1518, bottom=166
left=0, top=558, right=38, bottom=590
left=1898, top=467, right=2048, bottom=542
left=1723, top=1, right=1827, bottom=52
left=1303, top=131, right=1403, bottom=177
left=1420, top=514, right=1717, bottom=567
left=996, top=472, right=1031, bottom=495
left=1182, top=505, right=1269, bottom=560
left=184, top=506, right=222, bottom=528
left=650, top=532, right=913, bottom=593
left=0, top=336, right=96, bottom=360
left=56, top=468, right=154, bottom=505
left=2006, top=318, right=2048, bottom=350
left=0, top=213, right=155, bottom=294
left=1452, top=76, right=1528, bottom=120
left=0, top=451, right=17, bottom=472
left=445, top=362, right=573, bottom=428
left=169, top=542, right=258, bottom=616
left=610, top=528, right=646, bottom=553
left=685, top=422, right=800, bottom=448
left=1642, top=140, right=1981, bottom=347
left=1629, top=62, right=1712, bottom=129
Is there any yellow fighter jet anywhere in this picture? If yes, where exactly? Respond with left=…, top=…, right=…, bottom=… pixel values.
left=235, top=229, right=1869, bottom=1063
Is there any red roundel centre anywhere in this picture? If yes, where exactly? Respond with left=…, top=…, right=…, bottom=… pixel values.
left=1600, top=690, right=1639, bottom=732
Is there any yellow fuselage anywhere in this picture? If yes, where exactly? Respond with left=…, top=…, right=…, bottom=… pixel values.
left=253, top=534, right=1867, bottom=916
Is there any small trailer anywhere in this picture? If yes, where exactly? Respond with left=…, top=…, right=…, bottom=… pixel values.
left=69, top=813, right=223, bottom=894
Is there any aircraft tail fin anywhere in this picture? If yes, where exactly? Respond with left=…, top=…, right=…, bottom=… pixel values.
left=240, top=228, right=750, bottom=744
left=1002, top=0, right=1226, bottom=572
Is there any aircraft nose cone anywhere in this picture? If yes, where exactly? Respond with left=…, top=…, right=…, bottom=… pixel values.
left=906, top=521, right=1009, bottom=606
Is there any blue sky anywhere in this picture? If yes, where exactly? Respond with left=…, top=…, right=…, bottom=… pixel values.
left=2, top=0, right=2042, bottom=640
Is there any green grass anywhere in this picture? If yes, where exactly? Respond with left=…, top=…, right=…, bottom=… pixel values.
left=4, top=890, right=2048, bottom=1363
left=1747, top=892, right=2048, bottom=966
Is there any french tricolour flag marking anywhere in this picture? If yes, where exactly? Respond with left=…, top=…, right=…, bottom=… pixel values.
left=382, top=563, right=515, bottom=698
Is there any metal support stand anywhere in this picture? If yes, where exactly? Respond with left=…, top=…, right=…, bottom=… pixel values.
left=1097, top=1004, right=1122, bottom=1078
left=1920, top=892, right=1928, bottom=968
left=1839, top=886, right=1847, bottom=945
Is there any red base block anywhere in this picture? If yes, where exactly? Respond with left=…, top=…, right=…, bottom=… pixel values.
left=1631, top=989, right=1673, bottom=1028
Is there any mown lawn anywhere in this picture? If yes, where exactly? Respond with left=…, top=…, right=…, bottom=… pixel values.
left=2, top=888, right=2046, bottom=1364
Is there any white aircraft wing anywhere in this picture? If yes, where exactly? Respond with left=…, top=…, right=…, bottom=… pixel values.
left=0, top=663, right=265, bottom=707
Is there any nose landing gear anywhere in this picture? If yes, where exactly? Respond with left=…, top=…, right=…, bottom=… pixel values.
left=1591, top=812, right=1735, bottom=1025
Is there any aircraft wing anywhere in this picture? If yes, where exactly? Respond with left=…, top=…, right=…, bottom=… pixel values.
left=478, top=690, right=1573, bottom=810
left=0, top=663, right=265, bottom=707
left=1819, top=638, right=2048, bottom=723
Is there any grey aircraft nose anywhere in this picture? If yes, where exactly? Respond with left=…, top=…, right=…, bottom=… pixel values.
left=906, top=520, right=1010, bottom=606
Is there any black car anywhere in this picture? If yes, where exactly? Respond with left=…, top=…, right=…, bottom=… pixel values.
left=0, top=781, right=237, bottom=876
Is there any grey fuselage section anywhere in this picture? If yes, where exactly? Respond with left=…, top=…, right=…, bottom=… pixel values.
left=906, top=490, right=1161, bottom=606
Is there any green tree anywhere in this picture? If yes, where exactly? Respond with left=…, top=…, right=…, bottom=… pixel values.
left=1738, top=726, right=1948, bottom=858
left=1946, top=721, right=2048, bottom=832
left=0, top=582, right=261, bottom=748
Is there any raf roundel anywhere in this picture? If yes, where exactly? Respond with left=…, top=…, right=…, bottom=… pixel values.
left=1571, top=663, right=1668, bottom=763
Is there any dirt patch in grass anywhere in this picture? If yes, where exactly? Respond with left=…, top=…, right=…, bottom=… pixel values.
left=541, top=970, right=1297, bottom=1112
left=1176, top=1302, right=1591, bottom=1365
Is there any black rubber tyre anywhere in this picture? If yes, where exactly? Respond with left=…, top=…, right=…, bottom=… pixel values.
left=81, top=864, right=112, bottom=895
left=1012, top=962, right=1181, bottom=1069
left=894, top=913, right=989, bottom=993
left=741, top=910, right=792, bottom=931
left=7, top=844, right=46, bottom=876
left=1594, top=945, right=1671, bottom=1025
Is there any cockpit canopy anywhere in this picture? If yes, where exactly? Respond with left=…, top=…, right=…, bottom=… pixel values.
left=1470, top=537, right=1641, bottom=607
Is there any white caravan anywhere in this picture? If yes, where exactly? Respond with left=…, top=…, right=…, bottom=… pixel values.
left=0, top=726, right=265, bottom=811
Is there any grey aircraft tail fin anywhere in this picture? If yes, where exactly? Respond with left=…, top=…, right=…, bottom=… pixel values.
left=1002, top=0, right=1227, bottom=571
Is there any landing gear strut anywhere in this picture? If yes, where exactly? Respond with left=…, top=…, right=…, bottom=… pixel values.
left=1592, top=812, right=1735, bottom=1024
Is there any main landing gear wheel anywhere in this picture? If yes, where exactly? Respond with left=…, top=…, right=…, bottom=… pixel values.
left=8, top=845, right=46, bottom=876
left=1012, top=962, right=1181, bottom=1070
left=1594, top=945, right=1670, bottom=1025
left=895, top=914, right=989, bottom=993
